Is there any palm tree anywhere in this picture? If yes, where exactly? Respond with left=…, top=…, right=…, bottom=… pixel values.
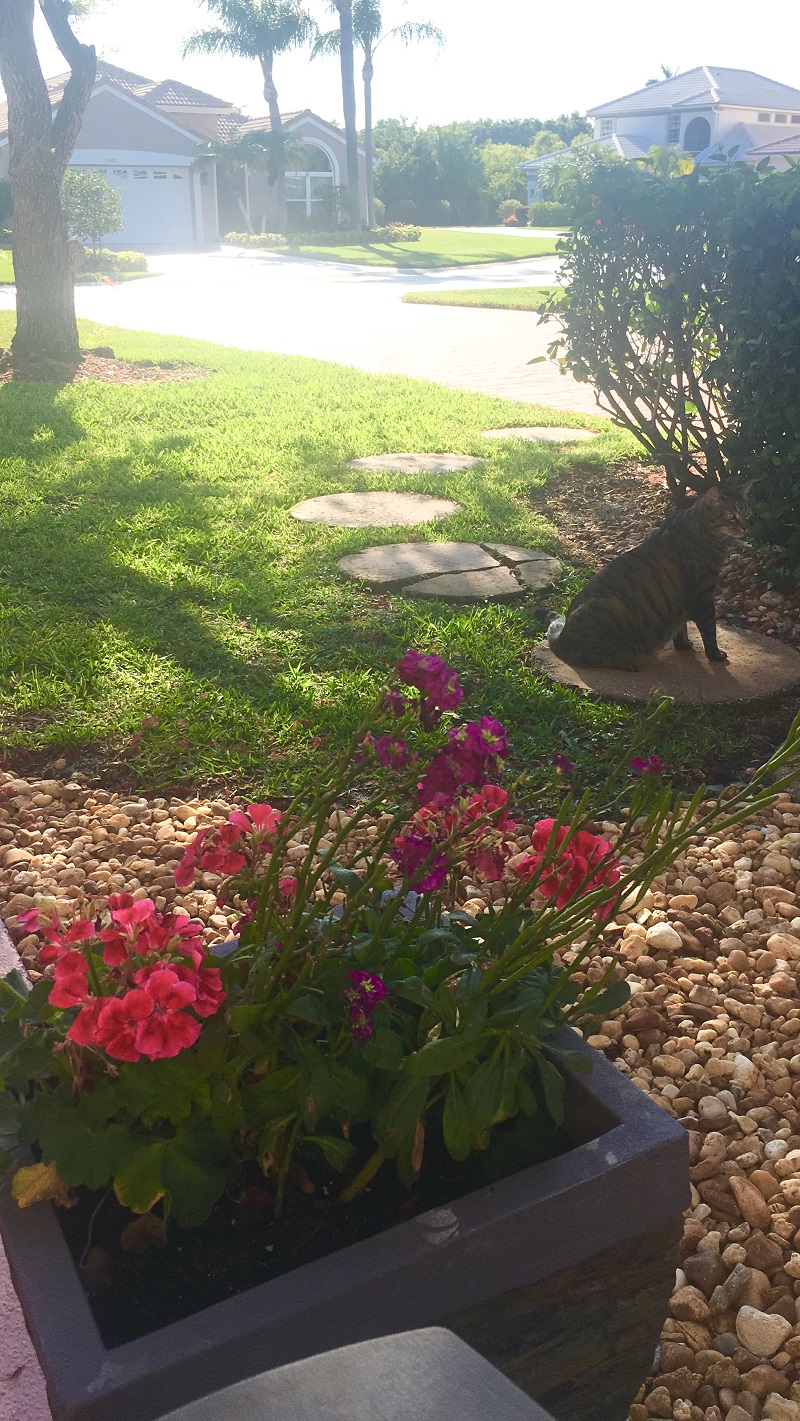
left=184, top=1, right=316, bottom=231
left=329, top=0, right=361, bottom=230
left=197, top=128, right=307, bottom=232
left=314, top=0, right=443, bottom=228
left=638, top=145, right=695, bottom=178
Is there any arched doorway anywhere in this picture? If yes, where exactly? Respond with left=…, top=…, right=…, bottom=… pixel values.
left=684, top=117, right=711, bottom=154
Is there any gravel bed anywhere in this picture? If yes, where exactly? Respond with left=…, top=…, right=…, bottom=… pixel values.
left=3, top=770, right=800, bottom=1421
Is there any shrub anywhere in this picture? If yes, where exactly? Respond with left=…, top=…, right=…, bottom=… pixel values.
left=62, top=169, right=124, bottom=252
left=2, top=649, right=798, bottom=1230
left=380, top=222, right=421, bottom=242
left=81, top=248, right=148, bottom=274
left=386, top=198, right=418, bottom=223
left=718, top=166, right=800, bottom=582
left=223, top=231, right=289, bottom=249
left=373, top=196, right=386, bottom=224
left=499, top=199, right=527, bottom=223
left=548, top=158, right=800, bottom=574
left=527, top=200, right=568, bottom=226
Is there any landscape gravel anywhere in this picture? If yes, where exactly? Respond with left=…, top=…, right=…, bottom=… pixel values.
left=3, top=768, right=800, bottom=1421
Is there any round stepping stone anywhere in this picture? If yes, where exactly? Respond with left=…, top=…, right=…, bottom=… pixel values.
left=339, top=541, right=561, bottom=601
left=533, top=626, right=800, bottom=705
left=290, top=491, right=460, bottom=528
left=481, top=426, right=598, bottom=443
left=347, top=453, right=482, bottom=474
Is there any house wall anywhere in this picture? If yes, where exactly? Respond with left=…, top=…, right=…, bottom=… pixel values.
left=157, top=107, right=235, bottom=141
left=75, top=88, right=198, bottom=157
left=593, top=107, right=798, bottom=154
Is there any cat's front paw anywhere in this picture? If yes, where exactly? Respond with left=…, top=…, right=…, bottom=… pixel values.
left=706, top=649, right=728, bottom=663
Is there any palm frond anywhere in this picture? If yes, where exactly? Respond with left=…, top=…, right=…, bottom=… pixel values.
left=311, top=26, right=341, bottom=57
left=386, top=20, right=444, bottom=49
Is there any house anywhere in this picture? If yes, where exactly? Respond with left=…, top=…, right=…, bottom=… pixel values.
left=0, top=60, right=368, bottom=246
left=521, top=66, right=800, bottom=202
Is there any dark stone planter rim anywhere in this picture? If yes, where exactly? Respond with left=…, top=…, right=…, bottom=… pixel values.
left=0, top=1025, right=688, bottom=1421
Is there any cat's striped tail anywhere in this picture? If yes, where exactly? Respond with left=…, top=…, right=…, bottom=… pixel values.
left=546, top=615, right=565, bottom=649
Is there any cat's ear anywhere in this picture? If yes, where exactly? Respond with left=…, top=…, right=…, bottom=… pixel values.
left=703, top=485, right=724, bottom=506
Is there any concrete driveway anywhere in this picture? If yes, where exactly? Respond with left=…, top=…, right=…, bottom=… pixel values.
left=0, top=246, right=598, bottom=414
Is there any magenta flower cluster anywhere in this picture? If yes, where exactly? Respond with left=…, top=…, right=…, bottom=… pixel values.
left=396, top=649, right=464, bottom=730
left=630, top=756, right=664, bottom=775
left=344, top=969, right=388, bottom=1044
left=417, top=716, right=509, bottom=808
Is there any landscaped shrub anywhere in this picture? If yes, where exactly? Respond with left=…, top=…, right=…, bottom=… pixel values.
left=81, top=248, right=149, bottom=274
left=527, top=200, right=568, bottom=226
left=380, top=222, right=421, bottom=242
left=61, top=169, right=124, bottom=252
left=548, top=158, right=800, bottom=576
left=499, top=199, right=527, bottom=223
left=2, top=650, right=798, bottom=1233
left=373, top=196, right=386, bottom=224
left=223, top=231, right=289, bottom=249
left=717, top=167, right=800, bottom=582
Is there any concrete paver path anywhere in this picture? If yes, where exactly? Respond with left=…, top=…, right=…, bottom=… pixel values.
left=0, top=247, right=597, bottom=413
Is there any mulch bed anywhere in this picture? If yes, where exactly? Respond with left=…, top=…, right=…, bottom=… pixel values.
left=531, top=460, right=800, bottom=649
left=0, top=353, right=211, bottom=385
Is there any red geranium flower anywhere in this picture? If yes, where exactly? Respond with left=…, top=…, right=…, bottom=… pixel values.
left=515, top=819, right=620, bottom=918
left=48, top=950, right=90, bottom=1008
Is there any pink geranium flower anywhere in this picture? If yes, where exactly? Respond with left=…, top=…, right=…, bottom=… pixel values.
left=515, top=819, right=620, bottom=919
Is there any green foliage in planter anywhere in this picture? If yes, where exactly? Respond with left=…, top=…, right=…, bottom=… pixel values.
left=527, top=201, right=568, bottom=226
left=2, top=652, right=798, bottom=1234
left=224, top=231, right=289, bottom=249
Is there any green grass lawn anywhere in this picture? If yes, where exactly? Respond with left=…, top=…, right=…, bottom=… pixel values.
left=281, top=229, right=560, bottom=269
left=0, top=251, right=13, bottom=283
left=403, top=285, right=563, bottom=312
left=0, top=314, right=767, bottom=800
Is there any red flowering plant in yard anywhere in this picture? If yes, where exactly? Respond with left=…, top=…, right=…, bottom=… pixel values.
left=2, top=651, right=800, bottom=1235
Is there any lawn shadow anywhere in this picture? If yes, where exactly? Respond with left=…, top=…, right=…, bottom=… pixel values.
left=0, top=381, right=86, bottom=462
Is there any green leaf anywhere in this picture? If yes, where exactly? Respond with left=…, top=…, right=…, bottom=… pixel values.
left=162, top=1146, right=226, bottom=1229
left=405, top=1035, right=483, bottom=1077
left=303, top=1134, right=355, bottom=1172
left=536, top=1055, right=566, bottom=1127
left=442, top=1076, right=473, bottom=1161
left=286, top=993, right=332, bottom=1027
left=329, top=864, right=364, bottom=893
left=374, top=1076, right=429, bottom=1160
left=465, top=1053, right=506, bottom=1135
left=114, top=1142, right=167, bottom=1214
left=581, top=980, right=631, bottom=1018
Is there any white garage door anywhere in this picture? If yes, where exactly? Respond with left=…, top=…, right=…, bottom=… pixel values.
left=75, top=166, right=194, bottom=246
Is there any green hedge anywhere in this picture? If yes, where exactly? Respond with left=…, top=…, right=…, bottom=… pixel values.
left=527, top=201, right=568, bottom=226
left=225, top=224, right=422, bottom=249
left=82, top=248, right=148, bottom=273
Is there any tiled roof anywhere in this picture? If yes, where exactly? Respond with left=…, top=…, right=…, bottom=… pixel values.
left=748, top=132, right=800, bottom=155
left=238, top=111, right=309, bottom=134
left=590, top=66, right=800, bottom=117
left=519, top=133, right=648, bottom=172
left=144, top=78, right=236, bottom=109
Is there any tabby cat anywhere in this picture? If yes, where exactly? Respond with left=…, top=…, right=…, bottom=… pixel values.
left=546, top=485, right=750, bottom=672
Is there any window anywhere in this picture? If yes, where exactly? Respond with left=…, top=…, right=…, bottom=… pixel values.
left=667, top=114, right=681, bottom=144
left=285, top=145, right=335, bottom=223
left=153, top=170, right=167, bottom=179
left=774, top=113, right=788, bottom=123
left=684, top=116, right=712, bottom=154
left=133, top=169, right=147, bottom=179
left=113, top=168, right=128, bottom=178
left=792, top=115, right=800, bottom=125
left=600, top=118, right=615, bottom=138
left=758, top=112, right=771, bottom=122
left=172, top=172, right=184, bottom=179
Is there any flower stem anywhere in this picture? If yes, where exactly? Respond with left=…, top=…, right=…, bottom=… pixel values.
left=340, top=1147, right=385, bottom=1203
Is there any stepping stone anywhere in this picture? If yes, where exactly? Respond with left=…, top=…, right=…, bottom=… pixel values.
left=481, top=427, right=598, bottom=443
left=290, top=491, right=460, bottom=528
left=347, top=453, right=482, bottom=474
left=533, top=626, right=800, bottom=706
left=339, top=540, right=561, bottom=601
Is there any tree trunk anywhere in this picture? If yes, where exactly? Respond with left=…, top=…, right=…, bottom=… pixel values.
left=334, top=0, right=362, bottom=230
left=363, top=51, right=375, bottom=229
left=260, top=52, right=287, bottom=233
left=0, top=0, right=95, bottom=380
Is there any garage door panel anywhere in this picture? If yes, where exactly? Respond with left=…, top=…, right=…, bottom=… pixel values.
left=74, top=166, right=194, bottom=246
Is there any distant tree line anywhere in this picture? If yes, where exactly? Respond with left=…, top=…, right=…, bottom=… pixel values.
left=371, top=114, right=592, bottom=224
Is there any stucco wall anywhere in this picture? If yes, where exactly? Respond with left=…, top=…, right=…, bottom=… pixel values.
left=75, top=88, right=198, bottom=157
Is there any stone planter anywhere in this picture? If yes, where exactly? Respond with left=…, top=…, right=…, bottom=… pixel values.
left=0, top=1029, right=688, bottom=1421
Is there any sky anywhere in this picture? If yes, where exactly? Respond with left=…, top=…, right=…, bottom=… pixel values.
left=9, top=0, right=800, bottom=130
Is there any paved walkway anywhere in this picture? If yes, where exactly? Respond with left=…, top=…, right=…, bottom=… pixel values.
left=0, top=247, right=598, bottom=414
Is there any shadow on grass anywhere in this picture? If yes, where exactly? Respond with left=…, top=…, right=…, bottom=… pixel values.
left=0, top=381, right=86, bottom=462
